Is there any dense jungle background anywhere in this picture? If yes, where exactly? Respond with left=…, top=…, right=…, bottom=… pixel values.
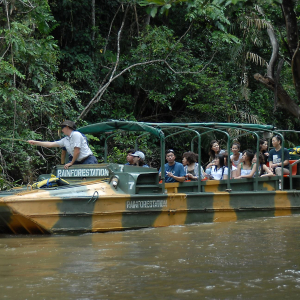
left=1, top=0, right=300, bottom=186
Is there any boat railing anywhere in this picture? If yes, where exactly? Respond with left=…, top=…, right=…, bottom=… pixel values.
left=78, top=120, right=300, bottom=192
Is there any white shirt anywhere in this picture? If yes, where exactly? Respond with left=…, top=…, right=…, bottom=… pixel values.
left=211, top=167, right=228, bottom=180
left=56, top=131, right=92, bottom=161
left=230, top=153, right=242, bottom=166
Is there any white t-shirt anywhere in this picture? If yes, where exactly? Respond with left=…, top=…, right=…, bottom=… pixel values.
left=56, top=131, right=92, bottom=161
left=230, top=153, right=242, bottom=167
left=211, top=167, right=228, bottom=180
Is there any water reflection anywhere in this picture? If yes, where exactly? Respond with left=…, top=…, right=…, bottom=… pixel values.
left=1, top=216, right=300, bottom=299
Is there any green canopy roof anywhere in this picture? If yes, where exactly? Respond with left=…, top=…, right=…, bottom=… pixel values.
left=78, top=120, right=274, bottom=137
left=78, top=121, right=164, bottom=138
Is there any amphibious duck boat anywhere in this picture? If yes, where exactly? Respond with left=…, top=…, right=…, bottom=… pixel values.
left=1, top=121, right=300, bottom=234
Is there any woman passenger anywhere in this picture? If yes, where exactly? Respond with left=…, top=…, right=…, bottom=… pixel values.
left=223, top=151, right=237, bottom=178
left=210, top=154, right=228, bottom=180
left=206, top=140, right=224, bottom=169
left=235, top=150, right=255, bottom=178
left=259, top=138, right=269, bottom=164
left=253, top=153, right=274, bottom=177
left=230, top=142, right=242, bottom=167
left=182, top=152, right=205, bottom=180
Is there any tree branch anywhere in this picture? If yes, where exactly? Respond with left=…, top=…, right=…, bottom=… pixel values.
left=103, top=4, right=122, bottom=55
left=267, top=27, right=278, bottom=79
left=77, top=18, right=213, bottom=120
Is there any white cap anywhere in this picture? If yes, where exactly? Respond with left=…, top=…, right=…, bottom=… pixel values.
left=130, top=151, right=145, bottom=160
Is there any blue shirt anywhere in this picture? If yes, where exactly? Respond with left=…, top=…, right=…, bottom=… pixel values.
left=159, top=162, right=185, bottom=182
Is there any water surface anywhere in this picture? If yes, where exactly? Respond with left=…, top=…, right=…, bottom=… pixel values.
left=1, top=216, right=300, bottom=299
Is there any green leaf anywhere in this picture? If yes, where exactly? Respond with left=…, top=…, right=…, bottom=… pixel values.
left=151, top=6, right=158, bottom=18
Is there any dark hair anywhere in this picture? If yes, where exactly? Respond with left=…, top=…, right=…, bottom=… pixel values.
left=214, top=154, right=226, bottom=170
left=257, top=153, right=265, bottom=176
left=222, top=151, right=228, bottom=166
left=273, top=135, right=282, bottom=145
left=258, top=152, right=265, bottom=165
left=166, top=149, right=175, bottom=155
left=127, top=149, right=135, bottom=154
left=135, top=158, right=146, bottom=166
left=259, top=139, right=267, bottom=152
left=231, top=141, right=240, bottom=150
left=209, top=140, right=220, bottom=161
left=243, top=149, right=254, bottom=163
left=183, top=152, right=197, bottom=164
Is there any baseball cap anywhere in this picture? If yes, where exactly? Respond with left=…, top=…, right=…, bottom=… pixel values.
left=60, top=120, right=76, bottom=130
left=130, top=151, right=145, bottom=160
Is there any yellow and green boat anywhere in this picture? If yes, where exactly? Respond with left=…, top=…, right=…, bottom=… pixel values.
left=1, top=121, right=300, bottom=234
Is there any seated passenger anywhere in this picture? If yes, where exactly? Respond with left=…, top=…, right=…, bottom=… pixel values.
left=125, top=149, right=135, bottom=165
left=230, top=142, right=243, bottom=167
left=182, top=151, right=205, bottom=180
left=159, top=149, right=185, bottom=182
left=253, top=153, right=274, bottom=177
left=259, top=139, right=269, bottom=164
left=130, top=151, right=149, bottom=167
left=223, top=150, right=237, bottom=178
left=210, top=154, right=228, bottom=180
left=206, top=140, right=225, bottom=169
left=268, top=135, right=290, bottom=176
left=235, top=150, right=255, bottom=178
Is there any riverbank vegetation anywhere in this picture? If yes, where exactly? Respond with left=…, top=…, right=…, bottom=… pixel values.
left=1, top=0, right=300, bottom=184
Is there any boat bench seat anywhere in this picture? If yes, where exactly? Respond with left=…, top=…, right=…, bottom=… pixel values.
left=266, top=160, right=298, bottom=177
left=284, top=160, right=298, bottom=177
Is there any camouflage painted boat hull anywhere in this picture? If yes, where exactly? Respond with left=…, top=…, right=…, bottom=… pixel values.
left=1, top=164, right=300, bottom=234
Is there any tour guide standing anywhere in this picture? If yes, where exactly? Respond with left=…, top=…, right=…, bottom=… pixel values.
left=159, top=149, right=185, bottom=182
left=28, top=120, right=98, bottom=169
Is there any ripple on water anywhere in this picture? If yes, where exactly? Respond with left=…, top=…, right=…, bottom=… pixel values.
left=176, top=288, right=198, bottom=294
left=1, top=215, right=300, bottom=299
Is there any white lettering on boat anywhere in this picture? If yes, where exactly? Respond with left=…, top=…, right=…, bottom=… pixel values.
left=126, top=200, right=167, bottom=209
left=57, top=168, right=109, bottom=177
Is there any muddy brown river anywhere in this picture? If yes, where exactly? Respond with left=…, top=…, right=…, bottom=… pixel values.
left=1, top=216, right=300, bottom=299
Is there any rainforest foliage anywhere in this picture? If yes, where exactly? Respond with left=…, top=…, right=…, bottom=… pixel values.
left=1, top=0, right=300, bottom=184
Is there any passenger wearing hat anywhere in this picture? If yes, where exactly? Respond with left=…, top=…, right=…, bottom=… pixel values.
left=130, top=151, right=149, bottom=167
left=125, top=149, right=135, bottom=165
left=27, top=120, right=98, bottom=169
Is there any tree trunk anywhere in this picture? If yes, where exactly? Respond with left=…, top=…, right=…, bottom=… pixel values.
left=254, top=0, right=300, bottom=118
left=254, top=73, right=300, bottom=117
left=282, top=0, right=300, bottom=99
left=91, top=0, right=95, bottom=41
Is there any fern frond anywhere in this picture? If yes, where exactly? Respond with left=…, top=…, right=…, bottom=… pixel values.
left=253, top=5, right=265, bottom=17
left=239, top=111, right=260, bottom=124
left=244, top=17, right=272, bottom=30
left=246, top=52, right=267, bottom=66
